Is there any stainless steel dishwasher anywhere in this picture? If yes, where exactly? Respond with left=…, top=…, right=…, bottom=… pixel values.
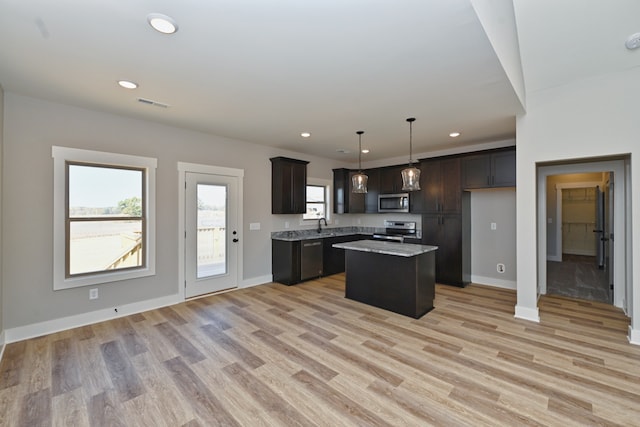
left=300, top=239, right=323, bottom=280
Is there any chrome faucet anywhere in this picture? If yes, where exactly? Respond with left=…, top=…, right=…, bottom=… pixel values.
left=317, top=217, right=327, bottom=233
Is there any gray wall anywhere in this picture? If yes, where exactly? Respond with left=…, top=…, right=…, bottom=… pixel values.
left=470, top=189, right=517, bottom=287
left=2, top=92, right=347, bottom=330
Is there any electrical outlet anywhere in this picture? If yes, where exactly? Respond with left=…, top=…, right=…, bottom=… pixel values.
left=284, top=221, right=289, bottom=229
left=89, top=288, right=98, bottom=300
left=491, top=222, right=497, bottom=230
left=497, top=263, right=505, bottom=274
left=249, top=222, right=260, bottom=230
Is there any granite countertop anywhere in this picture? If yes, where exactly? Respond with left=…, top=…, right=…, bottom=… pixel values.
left=332, top=240, right=438, bottom=257
left=271, top=226, right=422, bottom=242
left=271, top=226, right=379, bottom=241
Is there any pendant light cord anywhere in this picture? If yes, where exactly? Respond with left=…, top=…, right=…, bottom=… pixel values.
left=407, top=117, right=416, bottom=166
left=357, top=131, right=364, bottom=172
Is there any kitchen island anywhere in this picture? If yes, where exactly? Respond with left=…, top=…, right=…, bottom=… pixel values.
left=332, top=240, right=438, bottom=318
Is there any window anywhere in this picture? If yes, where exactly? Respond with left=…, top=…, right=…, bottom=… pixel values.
left=303, top=184, right=328, bottom=220
left=53, top=147, right=156, bottom=290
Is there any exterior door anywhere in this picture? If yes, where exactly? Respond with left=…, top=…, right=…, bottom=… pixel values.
left=185, top=172, right=239, bottom=298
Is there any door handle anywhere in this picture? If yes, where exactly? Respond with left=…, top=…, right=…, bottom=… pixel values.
left=233, top=238, right=239, bottom=243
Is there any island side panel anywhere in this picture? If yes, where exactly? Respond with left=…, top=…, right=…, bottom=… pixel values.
left=344, top=250, right=435, bottom=318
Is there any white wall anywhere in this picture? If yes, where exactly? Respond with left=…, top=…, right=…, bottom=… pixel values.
left=470, top=189, right=517, bottom=288
left=515, top=69, right=639, bottom=343
left=1, top=92, right=348, bottom=333
left=0, top=86, right=4, bottom=350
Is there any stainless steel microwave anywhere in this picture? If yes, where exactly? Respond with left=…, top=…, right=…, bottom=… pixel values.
left=378, top=193, right=409, bottom=213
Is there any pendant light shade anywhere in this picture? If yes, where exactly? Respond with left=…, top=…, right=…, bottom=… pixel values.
left=352, top=131, right=368, bottom=193
left=401, top=117, right=421, bottom=191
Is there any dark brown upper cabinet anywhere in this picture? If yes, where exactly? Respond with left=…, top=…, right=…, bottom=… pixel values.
left=379, top=165, right=406, bottom=194
left=333, top=168, right=365, bottom=214
left=270, top=157, right=308, bottom=214
left=461, top=148, right=516, bottom=189
left=412, top=157, right=461, bottom=214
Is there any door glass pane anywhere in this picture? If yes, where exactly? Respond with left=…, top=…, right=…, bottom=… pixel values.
left=197, top=184, right=227, bottom=278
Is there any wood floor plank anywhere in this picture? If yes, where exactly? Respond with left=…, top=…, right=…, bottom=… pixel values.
left=51, top=338, right=81, bottom=396
left=252, top=329, right=338, bottom=381
left=200, top=324, right=265, bottom=369
left=0, top=341, right=26, bottom=390
left=88, top=390, right=127, bottom=427
left=100, top=340, right=145, bottom=402
left=163, top=357, right=241, bottom=427
left=222, top=362, right=314, bottom=426
left=292, top=369, right=394, bottom=427
left=52, top=387, right=90, bottom=427
left=19, top=388, right=51, bottom=427
left=154, top=321, right=206, bottom=364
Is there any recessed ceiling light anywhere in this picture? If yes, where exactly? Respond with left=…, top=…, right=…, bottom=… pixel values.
left=625, top=32, right=640, bottom=50
left=449, top=132, right=461, bottom=138
left=361, top=149, right=370, bottom=154
left=117, top=80, right=138, bottom=89
left=300, top=132, right=311, bottom=138
left=147, top=13, right=178, bottom=34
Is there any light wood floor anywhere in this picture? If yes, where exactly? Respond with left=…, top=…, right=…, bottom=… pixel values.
left=1, top=275, right=639, bottom=426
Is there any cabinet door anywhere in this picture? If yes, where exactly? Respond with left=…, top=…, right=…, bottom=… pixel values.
left=462, top=154, right=491, bottom=189
left=438, top=215, right=463, bottom=286
left=271, top=240, right=300, bottom=285
left=290, top=161, right=307, bottom=213
left=271, top=157, right=308, bottom=214
left=380, top=165, right=405, bottom=193
left=491, top=150, right=516, bottom=187
left=364, top=168, right=380, bottom=213
left=421, top=214, right=463, bottom=286
left=414, top=159, right=441, bottom=213
left=440, top=158, right=461, bottom=213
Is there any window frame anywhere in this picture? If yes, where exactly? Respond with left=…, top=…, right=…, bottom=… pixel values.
left=52, top=146, right=157, bottom=290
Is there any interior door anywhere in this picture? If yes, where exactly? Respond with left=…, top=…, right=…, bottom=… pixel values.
left=605, top=176, right=614, bottom=302
left=185, top=172, right=239, bottom=298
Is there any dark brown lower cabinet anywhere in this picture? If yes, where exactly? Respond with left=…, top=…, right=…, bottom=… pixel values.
left=272, top=234, right=365, bottom=285
left=421, top=214, right=466, bottom=287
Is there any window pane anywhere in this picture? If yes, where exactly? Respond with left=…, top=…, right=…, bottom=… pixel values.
left=69, top=220, right=143, bottom=275
left=304, top=202, right=325, bottom=219
left=69, top=164, right=142, bottom=218
left=197, top=184, right=227, bottom=279
left=306, top=185, right=325, bottom=203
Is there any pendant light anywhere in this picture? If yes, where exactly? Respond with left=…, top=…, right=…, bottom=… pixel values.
left=352, top=131, right=368, bottom=193
left=401, top=117, right=421, bottom=191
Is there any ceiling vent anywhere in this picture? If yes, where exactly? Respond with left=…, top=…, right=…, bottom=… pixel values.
left=137, top=98, right=169, bottom=108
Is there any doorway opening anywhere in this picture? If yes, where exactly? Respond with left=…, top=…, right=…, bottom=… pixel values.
left=546, top=173, right=612, bottom=303
left=537, top=157, right=628, bottom=315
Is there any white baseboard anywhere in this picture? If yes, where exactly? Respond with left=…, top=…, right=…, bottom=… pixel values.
left=547, top=254, right=562, bottom=262
left=470, top=275, right=516, bottom=290
left=563, top=249, right=596, bottom=256
left=241, top=275, right=273, bottom=288
left=629, top=326, right=640, bottom=346
left=514, top=305, right=540, bottom=322
left=4, top=293, right=182, bottom=344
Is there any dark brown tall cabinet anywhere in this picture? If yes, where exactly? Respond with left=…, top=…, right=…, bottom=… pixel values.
left=270, top=157, right=308, bottom=214
left=415, top=157, right=466, bottom=286
left=421, top=214, right=464, bottom=286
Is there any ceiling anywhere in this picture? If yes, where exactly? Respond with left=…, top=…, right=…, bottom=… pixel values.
left=0, top=1, right=571, bottom=162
